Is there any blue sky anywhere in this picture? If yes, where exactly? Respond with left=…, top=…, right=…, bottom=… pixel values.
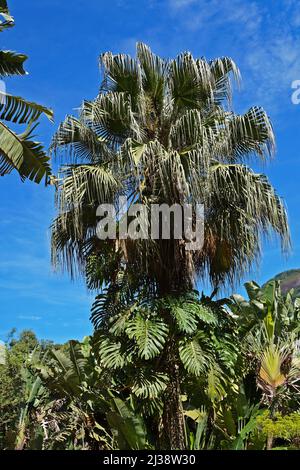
left=1, top=0, right=300, bottom=343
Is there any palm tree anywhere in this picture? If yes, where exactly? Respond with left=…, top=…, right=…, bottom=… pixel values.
left=51, top=43, right=290, bottom=448
left=0, top=1, right=53, bottom=183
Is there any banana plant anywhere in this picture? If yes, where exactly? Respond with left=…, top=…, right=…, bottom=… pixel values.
left=0, top=1, right=53, bottom=183
left=230, top=280, right=300, bottom=343
left=14, top=371, right=43, bottom=450
left=107, top=397, right=153, bottom=450
left=19, top=338, right=156, bottom=450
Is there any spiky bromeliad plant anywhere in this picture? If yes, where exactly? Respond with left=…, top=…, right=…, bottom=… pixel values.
left=0, top=1, right=53, bottom=183
left=51, top=43, right=290, bottom=448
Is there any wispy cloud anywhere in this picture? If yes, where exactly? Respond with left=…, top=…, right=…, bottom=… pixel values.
left=169, top=0, right=197, bottom=8
left=245, top=34, right=300, bottom=107
left=18, top=315, right=42, bottom=321
left=170, top=0, right=262, bottom=33
left=168, top=0, right=300, bottom=114
left=0, top=254, right=49, bottom=273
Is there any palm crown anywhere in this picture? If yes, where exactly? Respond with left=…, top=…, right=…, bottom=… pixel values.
left=52, top=42, right=289, bottom=292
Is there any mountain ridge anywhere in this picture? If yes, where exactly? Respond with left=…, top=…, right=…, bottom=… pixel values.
left=264, top=268, right=300, bottom=298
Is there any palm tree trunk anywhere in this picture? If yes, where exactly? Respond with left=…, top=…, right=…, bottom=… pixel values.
left=158, top=249, right=191, bottom=450
left=266, top=434, right=273, bottom=450
left=161, top=337, right=186, bottom=450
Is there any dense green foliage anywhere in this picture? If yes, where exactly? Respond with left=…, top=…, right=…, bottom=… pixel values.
left=1, top=281, right=300, bottom=450
left=0, top=330, right=56, bottom=448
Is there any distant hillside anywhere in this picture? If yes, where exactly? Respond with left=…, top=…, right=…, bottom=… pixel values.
left=265, top=269, right=300, bottom=298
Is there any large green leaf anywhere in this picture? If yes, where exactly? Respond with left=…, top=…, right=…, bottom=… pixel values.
left=206, top=366, right=226, bottom=403
left=171, top=302, right=198, bottom=333
left=0, top=93, right=53, bottom=124
left=193, top=303, right=218, bottom=325
left=107, top=398, right=148, bottom=450
left=97, top=335, right=133, bottom=369
left=0, top=122, right=51, bottom=183
left=126, top=314, right=168, bottom=360
left=131, top=369, right=168, bottom=399
left=179, top=337, right=207, bottom=376
left=36, top=341, right=89, bottom=397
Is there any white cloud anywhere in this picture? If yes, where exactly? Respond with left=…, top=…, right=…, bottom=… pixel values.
left=243, top=31, right=300, bottom=113
left=169, top=0, right=197, bottom=9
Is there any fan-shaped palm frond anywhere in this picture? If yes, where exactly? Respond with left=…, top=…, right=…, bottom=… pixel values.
left=99, top=52, right=142, bottom=106
left=209, top=56, right=241, bottom=103
left=51, top=115, right=111, bottom=164
left=136, top=42, right=166, bottom=111
left=200, top=162, right=289, bottom=285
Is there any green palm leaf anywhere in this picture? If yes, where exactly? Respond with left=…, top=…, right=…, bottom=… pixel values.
left=136, top=42, right=166, bottom=109
left=51, top=115, right=110, bottom=163
left=52, top=43, right=289, bottom=287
